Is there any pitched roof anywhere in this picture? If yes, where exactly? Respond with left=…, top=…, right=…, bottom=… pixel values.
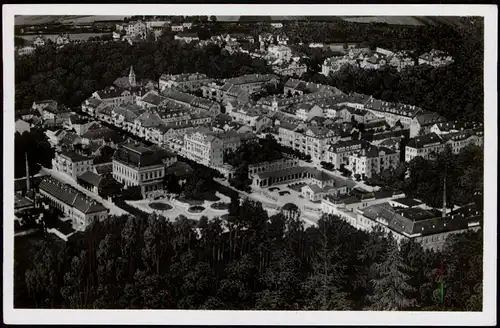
left=39, top=176, right=108, bottom=214
left=406, top=133, right=443, bottom=149
left=77, top=171, right=103, bottom=187
left=113, top=143, right=174, bottom=169
left=59, top=150, right=92, bottom=162
left=142, top=91, right=163, bottom=106
left=416, top=112, right=447, bottom=126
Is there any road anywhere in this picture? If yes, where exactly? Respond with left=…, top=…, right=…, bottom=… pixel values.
left=40, top=167, right=129, bottom=216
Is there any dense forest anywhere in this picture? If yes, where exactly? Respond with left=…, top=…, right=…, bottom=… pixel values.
left=15, top=200, right=483, bottom=310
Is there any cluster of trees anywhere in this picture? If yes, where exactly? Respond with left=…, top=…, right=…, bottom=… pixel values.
left=14, top=130, right=55, bottom=179
left=224, top=135, right=284, bottom=192
left=367, top=144, right=483, bottom=209
left=14, top=198, right=483, bottom=310
left=15, top=39, right=273, bottom=110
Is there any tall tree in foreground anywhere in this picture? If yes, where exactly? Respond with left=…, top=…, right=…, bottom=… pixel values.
left=367, top=234, right=417, bottom=311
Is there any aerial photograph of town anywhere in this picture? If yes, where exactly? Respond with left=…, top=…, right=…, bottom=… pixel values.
left=8, top=10, right=490, bottom=319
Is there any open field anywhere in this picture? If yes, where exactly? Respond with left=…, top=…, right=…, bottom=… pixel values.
left=340, top=16, right=425, bottom=26
left=17, top=32, right=110, bottom=42
left=15, top=15, right=126, bottom=26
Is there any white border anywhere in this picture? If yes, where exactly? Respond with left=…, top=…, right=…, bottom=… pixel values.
left=3, top=4, right=497, bottom=326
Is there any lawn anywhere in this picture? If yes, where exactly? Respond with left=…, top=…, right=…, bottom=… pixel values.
left=188, top=206, right=205, bottom=213
left=149, top=202, right=173, bottom=211
left=210, top=202, right=229, bottom=210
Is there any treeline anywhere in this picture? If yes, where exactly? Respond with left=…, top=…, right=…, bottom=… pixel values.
left=15, top=39, right=273, bottom=110
left=15, top=200, right=482, bottom=310
left=300, top=20, right=483, bottom=123
left=15, top=130, right=55, bottom=179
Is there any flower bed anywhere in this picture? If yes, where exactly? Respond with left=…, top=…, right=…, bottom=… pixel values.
left=188, top=206, right=205, bottom=213
left=278, top=191, right=290, bottom=196
left=176, top=197, right=204, bottom=206
left=210, top=202, right=229, bottom=210
left=269, top=187, right=280, bottom=192
left=149, top=202, right=173, bottom=211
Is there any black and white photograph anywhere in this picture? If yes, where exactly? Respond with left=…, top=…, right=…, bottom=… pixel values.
left=3, top=4, right=497, bottom=326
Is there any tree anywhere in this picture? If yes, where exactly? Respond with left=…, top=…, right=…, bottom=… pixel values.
left=367, top=234, right=417, bottom=311
left=209, top=16, right=217, bottom=23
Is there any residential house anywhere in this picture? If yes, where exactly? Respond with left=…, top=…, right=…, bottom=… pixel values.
left=440, top=129, right=484, bottom=154
left=17, top=46, right=36, bottom=56
left=15, top=119, right=31, bottom=134
left=324, top=139, right=368, bottom=169
left=171, top=25, right=184, bottom=32
left=64, top=114, right=96, bottom=136
left=418, top=49, right=454, bottom=67
left=409, top=112, right=447, bottom=137
left=429, top=121, right=483, bottom=135
left=405, top=133, right=445, bottom=162
left=222, top=74, right=279, bottom=95
left=295, top=103, right=324, bottom=121
left=365, top=98, right=423, bottom=128
left=388, top=51, right=415, bottom=71
left=56, top=33, right=70, bottom=45
left=33, top=35, right=46, bottom=47
left=174, top=32, right=200, bottom=43
left=278, top=124, right=340, bottom=161
left=346, top=145, right=400, bottom=179
left=32, top=100, right=59, bottom=120
left=301, top=172, right=348, bottom=202
left=159, top=73, right=213, bottom=92
left=52, top=151, right=94, bottom=180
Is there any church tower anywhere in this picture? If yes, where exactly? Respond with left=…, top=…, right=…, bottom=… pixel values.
left=129, top=66, right=136, bottom=87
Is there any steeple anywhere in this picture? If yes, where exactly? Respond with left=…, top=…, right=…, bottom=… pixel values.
left=129, top=66, right=136, bottom=87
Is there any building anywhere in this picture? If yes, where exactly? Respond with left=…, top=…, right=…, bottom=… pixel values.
left=182, top=128, right=255, bottom=168
left=17, top=46, right=36, bottom=56
left=429, top=121, right=483, bottom=135
left=64, top=114, right=95, bottom=136
left=272, top=61, right=307, bottom=77
left=15, top=119, right=31, bottom=134
left=365, top=98, right=422, bottom=128
left=201, top=81, right=251, bottom=106
left=52, top=151, right=94, bottom=180
left=159, top=73, right=213, bottom=92
left=92, top=87, right=135, bottom=105
left=222, top=74, right=279, bottom=95
left=112, top=143, right=177, bottom=198
left=171, top=25, right=184, bottom=32
left=346, top=145, right=400, bottom=179
left=33, top=35, right=46, bottom=47
left=161, top=89, right=221, bottom=116
left=295, top=103, right=324, bottom=121
left=418, top=49, right=454, bottom=67
left=388, top=51, right=415, bottom=71
left=322, top=190, right=405, bottom=226
left=409, top=112, right=447, bottom=138
left=38, top=176, right=109, bottom=231
left=174, top=32, right=200, bottom=43
left=440, top=129, right=484, bottom=154
left=267, top=44, right=293, bottom=62
left=321, top=56, right=353, bottom=76
left=228, top=106, right=262, bottom=127
left=56, top=33, right=70, bottom=45
left=278, top=124, right=340, bottom=161
left=300, top=172, right=348, bottom=202
left=405, top=133, right=445, bottom=162
left=355, top=202, right=481, bottom=250
left=324, top=140, right=368, bottom=169
left=32, top=100, right=60, bottom=120
left=336, top=106, right=378, bottom=123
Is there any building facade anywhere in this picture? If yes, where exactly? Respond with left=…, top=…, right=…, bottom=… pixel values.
left=52, top=151, right=94, bottom=180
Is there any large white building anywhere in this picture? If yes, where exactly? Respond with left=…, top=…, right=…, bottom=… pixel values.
left=324, top=140, right=368, bottom=170
left=38, top=176, right=109, bottom=231
left=182, top=128, right=255, bottom=167
left=346, top=145, right=400, bottom=179
left=52, top=151, right=94, bottom=180
left=159, top=73, right=213, bottom=92
left=112, top=143, right=177, bottom=198
left=278, top=124, right=340, bottom=161
left=405, top=133, right=445, bottom=162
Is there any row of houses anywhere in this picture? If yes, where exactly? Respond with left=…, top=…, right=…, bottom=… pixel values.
left=321, top=47, right=453, bottom=76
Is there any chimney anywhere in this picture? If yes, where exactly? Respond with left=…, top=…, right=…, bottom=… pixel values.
left=25, top=152, right=31, bottom=192
left=442, top=166, right=447, bottom=219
